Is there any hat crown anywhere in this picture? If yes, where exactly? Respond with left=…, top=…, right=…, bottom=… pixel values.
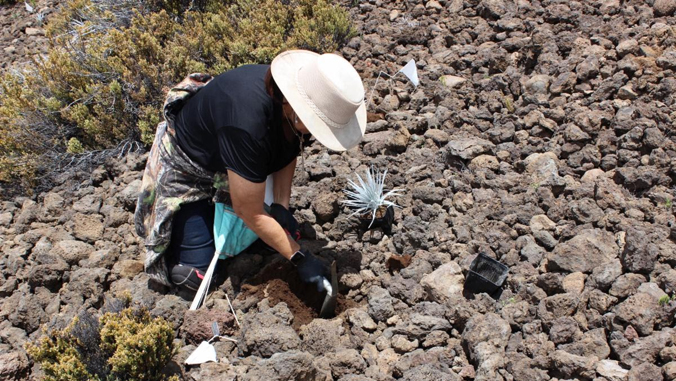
left=297, top=54, right=364, bottom=128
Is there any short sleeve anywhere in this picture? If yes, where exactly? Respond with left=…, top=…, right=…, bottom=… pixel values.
left=217, top=127, right=269, bottom=183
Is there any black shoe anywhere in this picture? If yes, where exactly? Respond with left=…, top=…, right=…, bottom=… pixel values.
left=170, top=264, right=205, bottom=292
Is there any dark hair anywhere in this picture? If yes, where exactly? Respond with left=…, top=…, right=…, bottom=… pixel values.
left=265, top=67, right=284, bottom=128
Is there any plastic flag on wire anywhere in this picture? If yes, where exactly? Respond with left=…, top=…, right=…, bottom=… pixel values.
left=366, top=59, right=419, bottom=110
left=398, top=59, right=419, bottom=87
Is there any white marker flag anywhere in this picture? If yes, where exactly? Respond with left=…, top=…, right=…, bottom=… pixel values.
left=398, top=59, right=419, bottom=87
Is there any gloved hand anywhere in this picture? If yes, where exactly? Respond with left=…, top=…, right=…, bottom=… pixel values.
left=269, top=203, right=300, bottom=241
left=293, top=249, right=331, bottom=292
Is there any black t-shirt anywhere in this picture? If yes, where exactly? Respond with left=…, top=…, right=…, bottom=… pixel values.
left=174, top=65, right=300, bottom=183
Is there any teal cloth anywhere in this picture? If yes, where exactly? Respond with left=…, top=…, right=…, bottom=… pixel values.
left=213, top=203, right=259, bottom=259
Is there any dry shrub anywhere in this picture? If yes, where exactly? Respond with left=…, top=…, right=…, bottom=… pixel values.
left=26, top=296, right=178, bottom=381
left=0, top=0, right=354, bottom=190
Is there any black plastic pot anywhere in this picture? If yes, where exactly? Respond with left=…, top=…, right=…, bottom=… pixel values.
left=359, top=205, right=395, bottom=233
left=464, top=253, right=509, bottom=296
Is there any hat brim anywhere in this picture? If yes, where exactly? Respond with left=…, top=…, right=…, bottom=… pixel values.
left=271, top=50, right=366, bottom=152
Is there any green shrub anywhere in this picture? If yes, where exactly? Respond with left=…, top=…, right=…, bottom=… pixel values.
left=26, top=299, right=178, bottom=381
left=0, top=0, right=354, bottom=190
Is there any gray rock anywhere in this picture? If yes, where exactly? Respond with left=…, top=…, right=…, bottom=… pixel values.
left=328, top=349, right=367, bottom=378
left=150, top=295, right=188, bottom=331
left=547, top=229, right=619, bottom=273
left=569, top=199, right=604, bottom=224
left=383, top=274, right=425, bottom=305
left=41, top=192, right=65, bottom=214
left=367, top=286, right=395, bottom=322
left=242, top=351, right=319, bottom=381
left=312, top=192, right=338, bottom=222
left=401, top=364, right=460, bottom=380
left=614, top=167, right=660, bottom=192
left=616, top=39, right=639, bottom=57
left=391, top=335, right=418, bottom=353
left=420, top=261, right=464, bottom=303
left=591, top=258, right=623, bottom=291
left=613, top=292, right=660, bottom=336
left=653, top=0, right=676, bottom=16
left=626, top=362, right=663, bottom=381
left=596, top=359, right=628, bottom=381
left=520, top=239, right=546, bottom=265
left=72, top=194, right=102, bottom=214
left=610, top=274, right=646, bottom=298
left=533, top=230, right=558, bottom=250
left=537, top=293, right=579, bottom=325
left=564, top=125, right=591, bottom=143
left=59, top=267, right=109, bottom=310
left=549, top=316, right=581, bottom=344
left=621, top=228, right=659, bottom=274
left=663, top=362, right=676, bottom=381
left=550, top=72, right=577, bottom=94
left=412, top=185, right=446, bottom=204
left=523, top=152, right=566, bottom=191
left=559, top=328, right=611, bottom=360
left=445, top=138, right=495, bottom=160
left=501, top=301, right=532, bottom=327
left=347, top=308, right=377, bottom=332
left=118, top=179, right=142, bottom=211
left=550, top=350, right=597, bottom=379
left=0, top=351, right=29, bottom=380
left=462, top=312, right=512, bottom=363
left=587, top=290, right=618, bottom=314
left=657, top=49, right=676, bottom=70
left=619, top=329, right=673, bottom=367
left=68, top=213, right=104, bottom=244
left=300, top=318, right=348, bottom=355
left=243, top=324, right=301, bottom=358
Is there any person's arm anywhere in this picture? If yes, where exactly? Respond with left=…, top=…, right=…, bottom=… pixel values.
left=272, top=158, right=296, bottom=209
left=228, top=169, right=300, bottom=260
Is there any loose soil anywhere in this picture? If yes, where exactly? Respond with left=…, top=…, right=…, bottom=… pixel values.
left=236, top=259, right=357, bottom=331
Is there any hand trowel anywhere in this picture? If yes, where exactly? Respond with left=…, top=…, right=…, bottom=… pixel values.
left=319, top=261, right=338, bottom=318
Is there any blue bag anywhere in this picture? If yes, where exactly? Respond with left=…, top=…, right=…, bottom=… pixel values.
left=213, top=203, right=259, bottom=259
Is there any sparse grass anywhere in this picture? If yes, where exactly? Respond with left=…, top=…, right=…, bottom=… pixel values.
left=659, top=294, right=674, bottom=306
left=503, top=96, right=515, bottom=113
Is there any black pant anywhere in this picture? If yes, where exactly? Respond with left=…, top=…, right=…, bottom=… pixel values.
left=168, top=199, right=215, bottom=272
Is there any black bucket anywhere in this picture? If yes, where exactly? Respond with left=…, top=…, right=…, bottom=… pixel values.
left=360, top=205, right=395, bottom=233
left=464, top=253, right=509, bottom=296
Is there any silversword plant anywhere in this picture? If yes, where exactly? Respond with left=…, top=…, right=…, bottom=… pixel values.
left=342, top=167, right=402, bottom=228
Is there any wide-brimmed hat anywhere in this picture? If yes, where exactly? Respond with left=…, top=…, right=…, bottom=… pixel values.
left=271, top=50, right=366, bottom=151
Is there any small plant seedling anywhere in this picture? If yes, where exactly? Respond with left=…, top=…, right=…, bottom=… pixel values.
left=341, top=166, right=402, bottom=228
left=659, top=295, right=672, bottom=306
left=501, top=297, right=517, bottom=306
left=503, top=96, right=515, bottom=113
left=530, top=182, right=540, bottom=190
left=665, top=198, right=673, bottom=209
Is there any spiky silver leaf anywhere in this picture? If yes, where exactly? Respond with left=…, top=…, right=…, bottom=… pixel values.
left=341, top=166, right=402, bottom=228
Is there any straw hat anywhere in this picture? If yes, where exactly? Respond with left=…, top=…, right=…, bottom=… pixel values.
left=271, top=50, right=366, bottom=151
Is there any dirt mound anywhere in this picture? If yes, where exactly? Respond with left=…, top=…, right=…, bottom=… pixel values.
left=237, top=260, right=356, bottom=331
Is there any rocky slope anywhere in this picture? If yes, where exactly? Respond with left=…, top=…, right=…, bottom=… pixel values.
left=0, top=0, right=57, bottom=70
left=1, top=0, right=676, bottom=380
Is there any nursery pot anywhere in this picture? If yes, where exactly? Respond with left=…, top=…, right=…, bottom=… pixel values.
left=464, top=253, right=509, bottom=296
left=360, top=205, right=395, bottom=232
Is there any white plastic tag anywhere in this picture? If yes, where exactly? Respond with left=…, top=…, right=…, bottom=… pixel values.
left=185, top=341, right=217, bottom=365
left=399, top=59, right=419, bottom=87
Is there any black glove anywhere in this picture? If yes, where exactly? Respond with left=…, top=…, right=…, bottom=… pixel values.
left=292, top=249, right=330, bottom=292
left=269, top=203, right=300, bottom=241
